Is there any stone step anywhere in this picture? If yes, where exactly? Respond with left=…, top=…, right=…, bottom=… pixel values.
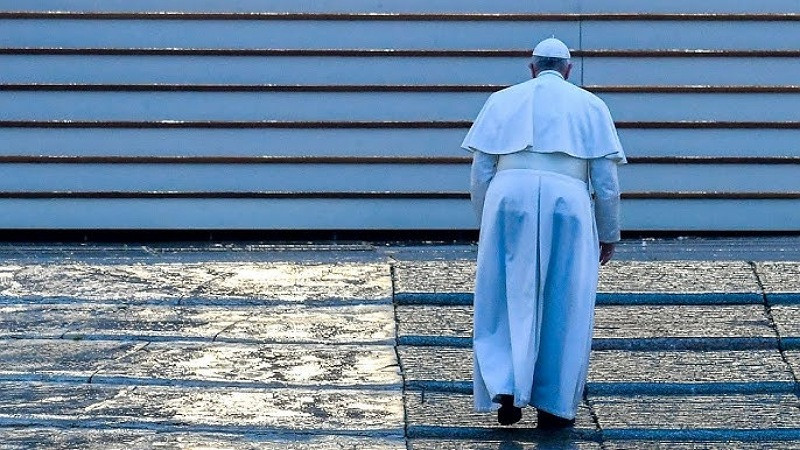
left=397, top=304, right=777, bottom=339
left=393, top=261, right=762, bottom=296
left=405, top=390, right=597, bottom=437
left=398, top=347, right=797, bottom=393
left=0, top=429, right=405, bottom=450
left=592, top=394, right=800, bottom=431
left=0, top=381, right=404, bottom=435
left=0, top=303, right=395, bottom=344
left=0, top=339, right=401, bottom=388
left=0, top=260, right=392, bottom=304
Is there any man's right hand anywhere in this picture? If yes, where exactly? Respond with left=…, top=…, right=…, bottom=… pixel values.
left=599, top=242, right=615, bottom=266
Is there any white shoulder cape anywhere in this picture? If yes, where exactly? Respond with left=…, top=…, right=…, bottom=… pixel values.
left=461, top=75, right=627, bottom=163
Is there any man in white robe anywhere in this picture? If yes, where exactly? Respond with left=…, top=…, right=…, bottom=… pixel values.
left=462, top=38, right=626, bottom=428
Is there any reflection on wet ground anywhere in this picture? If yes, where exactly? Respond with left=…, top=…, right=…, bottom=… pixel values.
left=0, top=242, right=799, bottom=448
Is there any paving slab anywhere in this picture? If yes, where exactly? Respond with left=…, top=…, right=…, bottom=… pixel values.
left=0, top=382, right=404, bottom=433
left=393, top=260, right=476, bottom=294
left=217, top=303, right=395, bottom=344
left=0, top=339, right=142, bottom=380
left=393, top=261, right=760, bottom=295
left=771, top=306, right=800, bottom=338
left=597, top=261, right=759, bottom=293
left=0, top=302, right=394, bottom=344
left=0, top=303, right=237, bottom=340
left=409, top=441, right=602, bottom=450
left=405, top=391, right=595, bottom=431
left=0, top=429, right=405, bottom=450
left=398, top=347, right=795, bottom=385
left=396, top=305, right=774, bottom=340
left=396, top=305, right=473, bottom=339
left=191, top=262, right=392, bottom=302
left=0, top=261, right=392, bottom=303
left=97, top=342, right=401, bottom=387
left=754, top=262, right=800, bottom=293
left=589, top=350, right=794, bottom=384
left=0, top=262, right=195, bottom=302
left=591, top=394, right=800, bottom=430
left=783, top=352, right=800, bottom=380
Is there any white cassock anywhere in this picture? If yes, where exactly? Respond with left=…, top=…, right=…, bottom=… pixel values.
left=462, top=70, right=626, bottom=419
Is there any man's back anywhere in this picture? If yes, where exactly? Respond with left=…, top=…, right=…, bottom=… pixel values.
left=462, top=71, right=624, bottom=162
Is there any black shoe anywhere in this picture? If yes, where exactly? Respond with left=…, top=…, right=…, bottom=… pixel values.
left=497, top=394, right=522, bottom=426
left=536, top=410, right=575, bottom=429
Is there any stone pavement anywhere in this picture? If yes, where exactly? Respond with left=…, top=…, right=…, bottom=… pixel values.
left=0, top=240, right=799, bottom=449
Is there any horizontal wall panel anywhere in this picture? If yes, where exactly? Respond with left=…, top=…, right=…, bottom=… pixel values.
left=598, top=93, right=800, bottom=122
left=3, top=90, right=799, bottom=122
left=0, top=91, right=489, bottom=121
left=617, top=129, right=800, bottom=158
left=0, top=0, right=580, bottom=14
left=0, top=55, right=547, bottom=85
left=0, top=128, right=472, bottom=157
left=2, top=127, right=798, bottom=159
left=0, top=19, right=578, bottom=51
left=618, top=164, right=800, bottom=193
left=0, top=163, right=795, bottom=193
left=4, top=163, right=800, bottom=194
left=582, top=57, right=800, bottom=85
left=0, top=164, right=470, bottom=192
left=582, top=21, right=800, bottom=50
left=622, top=199, right=800, bottom=231
left=0, top=198, right=797, bottom=230
left=0, top=198, right=477, bottom=229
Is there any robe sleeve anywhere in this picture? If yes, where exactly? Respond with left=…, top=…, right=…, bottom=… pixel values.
left=590, top=157, right=622, bottom=243
left=470, top=151, right=498, bottom=226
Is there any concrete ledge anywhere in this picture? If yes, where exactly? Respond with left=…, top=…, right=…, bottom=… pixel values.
left=397, top=336, right=781, bottom=351
left=405, top=380, right=799, bottom=396
left=602, top=429, right=800, bottom=441
left=407, top=425, right=600, bottom=441
left=768, top=293, right=800, bottom=304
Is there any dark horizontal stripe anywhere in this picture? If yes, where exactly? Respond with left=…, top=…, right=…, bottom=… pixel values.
left=407, top=425, right=598, bottom=442
left=767, top=293, right=800, bottom=304
left=0, top=191, right=468, bottom=200
left=4, top=83, right=800, bottom=94
left=616, top=121, right=800, bottom=129
left=409, top=424, right=800, bottom=442
left=405, top=380, right=798, bottom=396
left=394, top=292, right=764, bottom=305
left=2, top=155, right=797, bottom=165
left=782, top=337, right=800, bottom=349
left=3, top=48, right=800, bottom=58
left=397, top=336, right=779, bottom=351
left=590, top=85, right=800, bottom=94
left=0, top=416, right=403, bottom=441
left=0, top=156, right=472, bottom=164
left=624, top=192, right=800, bottom=200
left=2, top=11, right=799, bottom=21
left=3, top=120, right=800, bottom=130
left=0, top=83, right=502, bottom=93
left=0, top=191, right=797, bottom=200
left=601, top=429, right=800, bottom=442
left=0, top=120, right=473, bottom=129
left=628, top=156, right=800, bottom=164
left=0, top=373, right=401, bottom=392
left=589, top=381, right=798, bottom=396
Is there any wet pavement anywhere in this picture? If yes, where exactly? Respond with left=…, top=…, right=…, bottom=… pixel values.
left=0, top=239, right=799, bottom=449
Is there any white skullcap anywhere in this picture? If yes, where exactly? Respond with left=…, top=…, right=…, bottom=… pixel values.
left=532, top=37, right=571, bottom=59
